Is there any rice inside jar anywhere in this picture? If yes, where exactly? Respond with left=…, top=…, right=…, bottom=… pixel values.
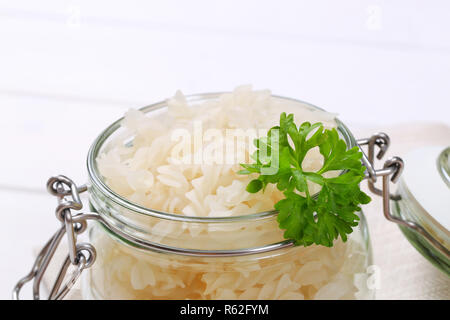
left=84, top=86, right=374, bottom=300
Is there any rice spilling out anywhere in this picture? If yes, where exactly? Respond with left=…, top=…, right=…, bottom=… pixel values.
left=89, top=85, right=372, bottom=300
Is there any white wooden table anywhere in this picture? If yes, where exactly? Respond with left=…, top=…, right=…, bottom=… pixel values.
left=1, top=0, right=449, bottom=300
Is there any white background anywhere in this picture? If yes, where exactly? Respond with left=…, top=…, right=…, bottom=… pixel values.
left=0, top=0, right=449, bottom=299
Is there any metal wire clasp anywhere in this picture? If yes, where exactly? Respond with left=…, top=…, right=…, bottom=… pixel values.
left=13, top=175, right=99, bottom=300
left=358, top=133, right=450, bottom=258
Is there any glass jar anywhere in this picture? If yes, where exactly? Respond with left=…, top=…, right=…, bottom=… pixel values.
left=391, top=146, right=450, bottom=275
left=81, top=94, right=374, bottom=300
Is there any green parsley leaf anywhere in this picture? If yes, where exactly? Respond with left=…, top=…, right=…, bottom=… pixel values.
left=239, top=112, right=371, bottom=247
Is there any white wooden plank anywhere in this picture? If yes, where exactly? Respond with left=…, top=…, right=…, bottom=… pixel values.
left=1, top=1, right=450, bottom=127
left=0, top=94, right=128, bottom=189
left=0, top=14, right=449, bottom=127
left=1, top=0, right=449, bottom=51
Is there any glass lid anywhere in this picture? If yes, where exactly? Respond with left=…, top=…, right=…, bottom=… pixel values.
left=401, top=145, right=450, bottom=245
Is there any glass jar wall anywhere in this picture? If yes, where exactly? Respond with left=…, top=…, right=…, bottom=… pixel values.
left=82, top=94, right=374, bottom=300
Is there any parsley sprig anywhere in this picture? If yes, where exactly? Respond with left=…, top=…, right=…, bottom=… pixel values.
left=239, top=113, right=370, bottom=247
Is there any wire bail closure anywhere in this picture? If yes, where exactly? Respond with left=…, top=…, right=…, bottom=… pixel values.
left=358, top=134, right=450, bottom=258
left=14, top=133, right=447, bottom=300
left=13, top=175, right=97, bottom=300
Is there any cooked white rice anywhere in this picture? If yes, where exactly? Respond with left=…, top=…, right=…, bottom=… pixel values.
left=89, top=86, right=372, bottom=300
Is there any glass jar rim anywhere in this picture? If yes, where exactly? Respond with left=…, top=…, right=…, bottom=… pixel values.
left=86, top=92, right=357, bottom=223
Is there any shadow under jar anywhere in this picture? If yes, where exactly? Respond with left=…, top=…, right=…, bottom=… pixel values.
left=83, top=93, right=374, bottom=300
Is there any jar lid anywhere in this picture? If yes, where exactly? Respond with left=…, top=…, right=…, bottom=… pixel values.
left=401, top=146, right=450, bottom=244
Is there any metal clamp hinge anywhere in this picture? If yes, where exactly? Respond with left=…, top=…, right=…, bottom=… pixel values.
left=358, top=133, right=450, bottom=258
left=13, top=175, right=100, bottom=300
